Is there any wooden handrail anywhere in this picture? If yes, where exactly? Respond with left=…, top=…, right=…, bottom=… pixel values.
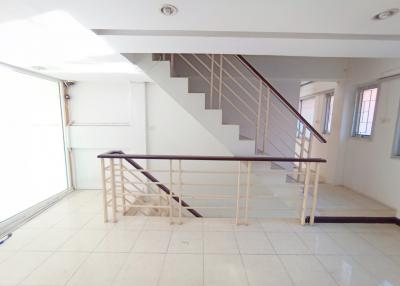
left=98, top=151, right=327, bottom=163
left=235, top=55, right=327, bottom=143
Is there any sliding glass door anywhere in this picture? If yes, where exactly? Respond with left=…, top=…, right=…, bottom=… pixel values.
left=0, top=66, right=68, bottom=222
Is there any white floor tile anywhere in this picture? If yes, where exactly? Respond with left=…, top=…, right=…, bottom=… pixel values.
left=0, top=251, right=14, bottom=264
left=235, top=232, right=275, bottom=254
left=259, top=219, right=292, bottom=232
left=173, top=218, right=204, bottom=232
left=23, top=212, right=63, bottom=228
left=204, top=231, right=239, bottom=254
left=233, top=220, right=264, bottom=232
left=297, top=232, right=345, bottom=254
left=83, top=215, right=117, bottom=230
left=53, top=212, right=95, bottom=229
left=66, top=253, right=127, bottom=286
left=388, top=255, right=400, bottom=266
left=357, top=232, right=400, bottom=255
left=351, top=254, right=400, bottom=285
left=327, top=232, right=380, bottom=255
left=132, top=230, right=171, bottom=253
left=168, top=231, right=203, bottom=253
left=0, top=228, right=44, bottom=251
left=204, top=218, right=235, bottom=231
left=95, top=230, right=140, bottom=252
left=267, top=232, right=311, bottom=254
left=59, top=229, right=109, bottom=251
left=21, top=252, right=89, bottom=285
left=204, top=254, right=248, bottom=286
left=112, top=253, right=164, bottom=286
left=113, top=216, right=147, bottom=230
left=317, top=255, right=378, bottom=286
left=280, top=255, right=338, bottom=286
left=242, top=255, right=293, bottom=286
left=0, top=251, right=51, bottom=285
left=158, top=254, right=203, bottom=286
left=143, top=217, right=175, bottom=231
left=23, top=229, right=77, bottom=251
left=318, top=223, right=353, bottom=233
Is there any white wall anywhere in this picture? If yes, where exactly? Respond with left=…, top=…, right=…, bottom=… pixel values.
left=146, top=82, right=231, bottom=156
left=69, top=81, right=233, bottom=190
left=340, top=59, right=400, bottom=216
left=69, top=81, right=147, bottom=189
left=302, top=60, right=400, bottom=216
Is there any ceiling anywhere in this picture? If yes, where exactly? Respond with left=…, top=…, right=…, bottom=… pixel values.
left=0, top=0, right=400, bottom=79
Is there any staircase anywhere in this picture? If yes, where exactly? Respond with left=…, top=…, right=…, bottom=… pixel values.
left=123, top=54, right=325, bottom=165
left=116, top=53, right=327, bottom=220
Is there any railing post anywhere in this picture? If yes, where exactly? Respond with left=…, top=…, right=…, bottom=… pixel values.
left=119, top=159, right=126, bottom=215
left=255, top=81, right=263, bottom=153
left=307, top=135, right=313, bottom=159
left=235, top=161, right=242, bottom=225
left=210, top=54, right=215, bottom=109
left=110, top=158, right=117, bottom=223
left=100, top=158, right=108, bottom=223
left=300, top=162, right=311, bottom=225
left=298, top=124, right=307, bottom=177
left=169, top=159, right=174, bottom=224
left=218, top=55, right=223, bottom=109
left=263, top=88, right=271, bottom=153
left=178, top=160, right=183, bottom=224
left=244, top=161, right=252, bottom=225
left=310, top=162, right=320, bottom=224
left=170, top=54, right=175, bottom=77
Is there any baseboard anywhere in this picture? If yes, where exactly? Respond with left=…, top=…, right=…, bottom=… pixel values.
left=306, top=216, right=400, bottom=226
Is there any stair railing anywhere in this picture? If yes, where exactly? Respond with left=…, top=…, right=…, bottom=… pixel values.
left=155, top=54, right=326, bottom=174
left=99, top=151, right=326, bottom=225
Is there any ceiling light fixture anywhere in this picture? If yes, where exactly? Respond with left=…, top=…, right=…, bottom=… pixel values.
left=161, top=4, right=178, bottom=16
left=372, top=8, right=399, bottom=20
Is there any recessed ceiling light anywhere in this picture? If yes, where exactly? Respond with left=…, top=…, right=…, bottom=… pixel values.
left=372, top=8, right=399, bottom=20
left=161, top=4, right=178, bottom=16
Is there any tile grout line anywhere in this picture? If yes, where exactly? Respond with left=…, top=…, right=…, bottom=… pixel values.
left=259, top=218, right=296, bottom=286
left=232, top=220, right=251, bottom=286
left=201, top=219, right=205, bottom=286
left=155, top=223, right=174, bottom=286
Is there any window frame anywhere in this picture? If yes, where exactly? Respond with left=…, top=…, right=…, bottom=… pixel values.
left=351, top=84, right=380, bottom=138
left=392, top=100, right=400, bottom=158
left=323, top=91, right=334, bottom=134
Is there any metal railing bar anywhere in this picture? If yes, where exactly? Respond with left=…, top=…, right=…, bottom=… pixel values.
left=235, top=55, right=326, bottom=143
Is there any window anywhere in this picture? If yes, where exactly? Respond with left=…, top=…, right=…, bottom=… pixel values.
left=393, top=102, right=400, bottom=157
left=323, top=92, right=334, bottom=134
left=298, top=97, right=316, bottom=138
left=352, top=86, right=379, bottom=137
left=0, top=66, right=68, bottom=222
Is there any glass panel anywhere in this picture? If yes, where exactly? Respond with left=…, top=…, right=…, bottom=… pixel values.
left=0, top=67, right=67, bottom=222
left=323, top=93, right=334, bottom=134
left=354, top=87, right=378, bottom=136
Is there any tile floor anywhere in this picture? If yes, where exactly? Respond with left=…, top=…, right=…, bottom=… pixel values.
left=0, top=190, right=399, bottom=286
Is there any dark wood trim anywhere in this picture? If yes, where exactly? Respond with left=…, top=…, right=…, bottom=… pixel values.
left=108, top=151, right=202, bottom=218
left=235, top=55, right=327, bottom=144
left=98, top=151, right=327, bottom=163
left=306, top=216, right=400, bottom=226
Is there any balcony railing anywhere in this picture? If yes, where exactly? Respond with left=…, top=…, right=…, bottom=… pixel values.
left=98, top=151, right=326, bottom=225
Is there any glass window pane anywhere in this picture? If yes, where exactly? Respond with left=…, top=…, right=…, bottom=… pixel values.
left=353, top=86, right=378, bottom=137
left=0, top=67, right=67, bottom=222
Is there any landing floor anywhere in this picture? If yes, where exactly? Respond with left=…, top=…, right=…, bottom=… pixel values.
left=0, top=190, right=399, bottom=286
